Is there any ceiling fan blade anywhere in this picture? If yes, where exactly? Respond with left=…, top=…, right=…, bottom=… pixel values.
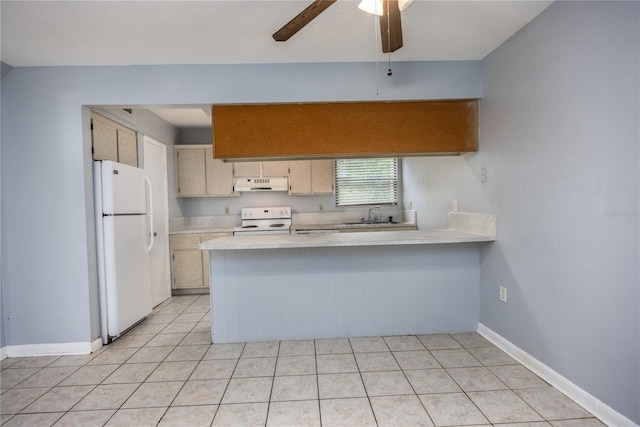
left=380, top=0, right=403, bottom=53
left=273, top=0, right=337, bottom=42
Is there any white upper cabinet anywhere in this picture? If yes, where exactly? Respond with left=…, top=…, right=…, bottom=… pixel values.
left=175, top=145, right=235, bottom=197
left=205, top=148, right=235, bottom=196
left=232, top=162, right=262, bottom=178
left=288, top=161, right=312, bottom=195
left=310, top=159, right=334, bottom=194
left=262, top=161, right=290, bottom=177
left=116, top=127, right=138, bottom=167
left=175, top=146, right=332, bottom=197
left=91, top=112, right=138, bottom=167
left=289, top=160, right=334, bottom=195
left=176, top=147, right=206, bottom=196
left=233, top=161, right=290, bottom=178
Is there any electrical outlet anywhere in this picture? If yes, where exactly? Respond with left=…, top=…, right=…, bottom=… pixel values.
left=408, top=201, right=413, bottom=209
left=481, top=167, right=488, bottom=182
left=319, top=203, right=324, bottom=211
left=224, top=206, right=230, bottom=214
left=499, top=286, right=507, bottom=303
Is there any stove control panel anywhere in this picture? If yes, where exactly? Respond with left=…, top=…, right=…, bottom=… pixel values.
left=241, top=206, right=292, bottom=220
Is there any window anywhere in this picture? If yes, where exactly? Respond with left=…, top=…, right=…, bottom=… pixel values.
left=334, top=158, right=399, bottom=207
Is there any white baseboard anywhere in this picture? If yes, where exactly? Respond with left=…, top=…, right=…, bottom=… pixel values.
left=477, top=323, right=638, bottom=427
left=3, top=341, right=94, bottom=358
left=1, top=346, right=7, bottom=361
left=91, top=337, right=103, bottom=353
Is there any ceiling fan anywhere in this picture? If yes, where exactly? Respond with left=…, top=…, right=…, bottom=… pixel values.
left=272, top=0, right=408, bottom=53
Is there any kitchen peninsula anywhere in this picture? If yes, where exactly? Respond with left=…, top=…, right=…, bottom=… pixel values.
left=201, top=212, right=495, bottom=344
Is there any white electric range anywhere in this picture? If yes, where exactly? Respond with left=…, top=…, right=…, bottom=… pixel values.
left=233, top=206, right=292, bottom=236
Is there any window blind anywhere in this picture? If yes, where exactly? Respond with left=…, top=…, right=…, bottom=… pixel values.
left=334, top=158, right=399, bottom=207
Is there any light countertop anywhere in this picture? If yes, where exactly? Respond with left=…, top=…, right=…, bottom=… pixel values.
left=170, top=226, right=235, bottom=235
left=199, top=228, right=495, bottom=251
left=169, top=223, right=415, bottom=235
left=291, top=222, right=416, bottom=231
left=199, top=212, right=495, bottom=251
left=169, top=210, right=417, bottom=235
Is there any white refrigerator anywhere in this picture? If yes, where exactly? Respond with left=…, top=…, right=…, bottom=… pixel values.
left=94, top=160, right=154, bottom=344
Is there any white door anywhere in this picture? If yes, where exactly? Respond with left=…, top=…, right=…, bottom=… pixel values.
left=143, top=136, right=171, bottom=307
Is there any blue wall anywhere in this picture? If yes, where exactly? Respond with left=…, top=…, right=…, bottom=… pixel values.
left=0, top=61, right=481, bottom=348
left=2, top=2, right=638, bottom=422
left=0, top=64, right=7, bottom=352
left=463, top=1, right=639, bottom=422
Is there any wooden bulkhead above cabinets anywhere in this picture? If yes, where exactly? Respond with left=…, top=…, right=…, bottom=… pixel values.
left=212, top=100, right=478, bottom=160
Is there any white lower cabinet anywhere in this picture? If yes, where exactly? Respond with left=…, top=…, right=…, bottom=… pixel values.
left=170, top=235, right=202, bottom=290
left=170, top=233, right=231, bottom=292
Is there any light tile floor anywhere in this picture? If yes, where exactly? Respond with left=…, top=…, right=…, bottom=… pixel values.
left=1, top=295, right=606, bottom=426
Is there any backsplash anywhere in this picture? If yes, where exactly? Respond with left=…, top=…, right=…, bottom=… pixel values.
left=169, top=210, right=417, bottom=232
left=169, top=215, right=241, bottom=231
left=293, top=210, right=417, bottom=225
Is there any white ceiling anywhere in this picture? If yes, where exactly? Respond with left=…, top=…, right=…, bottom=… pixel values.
left=147, top=106, right=213, bottom=128
left=1, top=0, right=553, bottom=127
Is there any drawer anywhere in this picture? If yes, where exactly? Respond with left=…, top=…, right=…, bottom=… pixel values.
left=170, top=235, right=201, bottom=249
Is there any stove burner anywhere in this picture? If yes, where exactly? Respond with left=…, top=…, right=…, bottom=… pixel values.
left=241, top=225, right=258, bottom=229
left=270, top=223, right=285, bottom=228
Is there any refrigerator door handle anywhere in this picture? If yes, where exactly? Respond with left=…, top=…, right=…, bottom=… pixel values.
left=145, top=176, right=154, bottom=253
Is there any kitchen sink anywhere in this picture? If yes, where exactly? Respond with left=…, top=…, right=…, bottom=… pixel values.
left=344, top=221, right=401, bottom=225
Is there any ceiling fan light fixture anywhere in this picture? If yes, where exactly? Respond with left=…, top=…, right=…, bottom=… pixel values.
left=358, top=0, right=383, bottom=16
left=358, top=0, right=413, bottom=15
left=398, top=0, right=414, bottom=11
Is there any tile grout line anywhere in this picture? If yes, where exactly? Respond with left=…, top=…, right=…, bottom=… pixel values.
left=210, top=342, right=245, bottom=425
left=387, top=334, right=439, bottom=427
left=98, top=295, right=195, bottom=427
left=1, top=296, right=606, bottom=427
left=446, top=335, right=551, bottom=426
left=362, top=337, right=392, bottom=426
left=313, top=339, right=323, bottom=427
left=159, top=296, right=212, bottom=425
left=263, top=340, right=281, bottom=426
left=101, top=294, right=202, bottom=426
left=447, top=334, right=501, bottom=426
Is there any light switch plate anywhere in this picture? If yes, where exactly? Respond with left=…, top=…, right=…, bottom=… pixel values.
left=500, top=286, right=507, bottom=303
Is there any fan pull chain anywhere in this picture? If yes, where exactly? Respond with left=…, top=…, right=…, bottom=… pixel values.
left=374, top=13, right=380, bottom=95
left=387, top=0, right=393, bottom=76
left=376, top=58, right=380, bottom=96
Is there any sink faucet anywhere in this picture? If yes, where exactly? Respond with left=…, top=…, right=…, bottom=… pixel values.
left=367, top=206, right=380, bottom=223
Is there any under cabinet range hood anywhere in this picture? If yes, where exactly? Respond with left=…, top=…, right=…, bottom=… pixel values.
left=234, top=177, right=288, bottom=192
